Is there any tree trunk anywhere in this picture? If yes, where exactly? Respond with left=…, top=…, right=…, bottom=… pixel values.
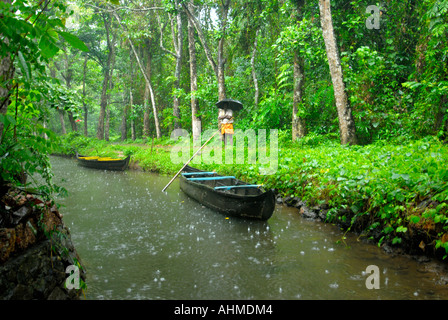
left=105, top=34, right=116, bottom=142
left=121, top=105, right=128, bottom=141
left=292, top=1, right=306, bottom=141
left=147, top=73, right=161, bottom=139
left=121, top=89, right=128, bottom=141
left=173, top=0, right=183, bottom=130
left=217, top=0, right=230, bottom=102
left=143, top=84, right=150, bottom=138
left=105, top=107, right=110, bottom=141
left=292, top=51, right=306, bottom=140
left=143, top=44, right=151, bottom=138
left=0, top=0, right=14, bottom=143
left=68, top=112, right=77, bottom=132
left=0, top=54, right=13, bottom=142
left=82, top=56, right=88, bottom=137
left=319, top=0, right=358, bottom=145
left=251, top=28, right=260, bottom=108
left=58, top=110, right=67, bottom=135
left=182, top=2, right=217, bottom=76
left=97, top=13, right=114, bottom=140
left=217, top=0, right=231, bottom=144
left=157, top=2, right=183, bottom=131
left=63, top=50, right=77, bottom=132
left=112, top=10, right=161, bottom=138
left=188, top=16, right=201, bottom=146
left=130, top=90, right=136, bottom=141
left=183, top=0, right=230, bottom=102
left=50, top=66, right=67, bottom=135
left=97, top=67, right=109, bottom=140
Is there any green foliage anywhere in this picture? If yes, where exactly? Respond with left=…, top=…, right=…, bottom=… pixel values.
left=0, top=0, right=87, bottom=199
left=0, top=112, right=65, bottom=198
left=57, top=130, right=448, bottom=257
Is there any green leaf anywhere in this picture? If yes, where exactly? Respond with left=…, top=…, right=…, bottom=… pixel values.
left=0, top=114, right=16, bottom=126
left=39, top=33, right=60, bottom=58
left=17, top=50, right=30, bottom=81
left=409, top=215, right=420, bottom=224
left=56, top=31, right=89, bottom=52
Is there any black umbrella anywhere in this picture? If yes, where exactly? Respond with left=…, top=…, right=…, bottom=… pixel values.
left=215, top=99, right=243, bottom=112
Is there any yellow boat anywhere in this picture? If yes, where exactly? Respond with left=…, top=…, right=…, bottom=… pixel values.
left=75, top=153, right=130, bottom=171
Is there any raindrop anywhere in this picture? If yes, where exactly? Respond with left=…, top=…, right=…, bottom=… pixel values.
left=329, top=283, right=339, bottom=289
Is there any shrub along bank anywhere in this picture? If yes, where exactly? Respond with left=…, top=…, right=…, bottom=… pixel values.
left=56, top=133, right=448, bottom=261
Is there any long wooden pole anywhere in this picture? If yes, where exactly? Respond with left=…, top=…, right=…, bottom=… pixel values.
left=162, top=130, right=219, bottom=192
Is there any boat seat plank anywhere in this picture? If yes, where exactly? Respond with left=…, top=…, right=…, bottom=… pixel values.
left=214, top=185, right=261, bottom=190
left=187, top=176, right=235, bottom=181
left=181, top=172, right=215, bottom=176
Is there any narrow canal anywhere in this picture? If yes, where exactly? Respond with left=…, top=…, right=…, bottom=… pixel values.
left=50, top=156, right=448, bottom=300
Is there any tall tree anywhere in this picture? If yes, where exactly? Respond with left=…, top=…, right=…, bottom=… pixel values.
left=292, top=0, right=306, bottom=140
left=319, top=0, right=358, bottom=145
left=182, top=0, right=231, bottom=101
left=142, top=41, right=151, bottom=139
left=251, top=28, right=260, bottom=108
left=97, top=12, right=116, bottom=140
left=105, top=32, right=117, bottom=142
left=158, top=0, right=183, bottom=130
left=182, top=0, right=231, bottom=137
left=82, top=55, right=88, bottom=136
left=112, top=7, right=162, bottom=138
left=187, top=6, right=201, bottom=144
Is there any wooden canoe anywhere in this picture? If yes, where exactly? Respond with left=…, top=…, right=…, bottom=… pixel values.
left=179, top=166, right=275, bottom=221
left=75, top=152, right=130, bottom=171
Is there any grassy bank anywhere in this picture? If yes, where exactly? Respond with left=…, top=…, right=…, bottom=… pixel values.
left=56, top=132, right=448, bottom=260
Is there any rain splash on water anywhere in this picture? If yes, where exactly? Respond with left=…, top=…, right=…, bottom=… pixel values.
left=50, top=156, right=448, bottom=300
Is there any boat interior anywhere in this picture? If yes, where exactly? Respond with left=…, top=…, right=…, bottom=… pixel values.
left=181, top=171, right=262, bottom=196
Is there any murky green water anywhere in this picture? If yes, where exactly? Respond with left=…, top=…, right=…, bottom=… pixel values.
left=50, top=156, right=448, bottom=300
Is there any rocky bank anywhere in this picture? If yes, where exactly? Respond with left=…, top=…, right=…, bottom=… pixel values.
left=0, top=187, right=86, bottom=300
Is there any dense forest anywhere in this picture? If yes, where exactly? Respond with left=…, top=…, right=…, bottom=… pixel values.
left=4, top=0, right=448, bottom=144
left=2, top=0, right=448, bottom=258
